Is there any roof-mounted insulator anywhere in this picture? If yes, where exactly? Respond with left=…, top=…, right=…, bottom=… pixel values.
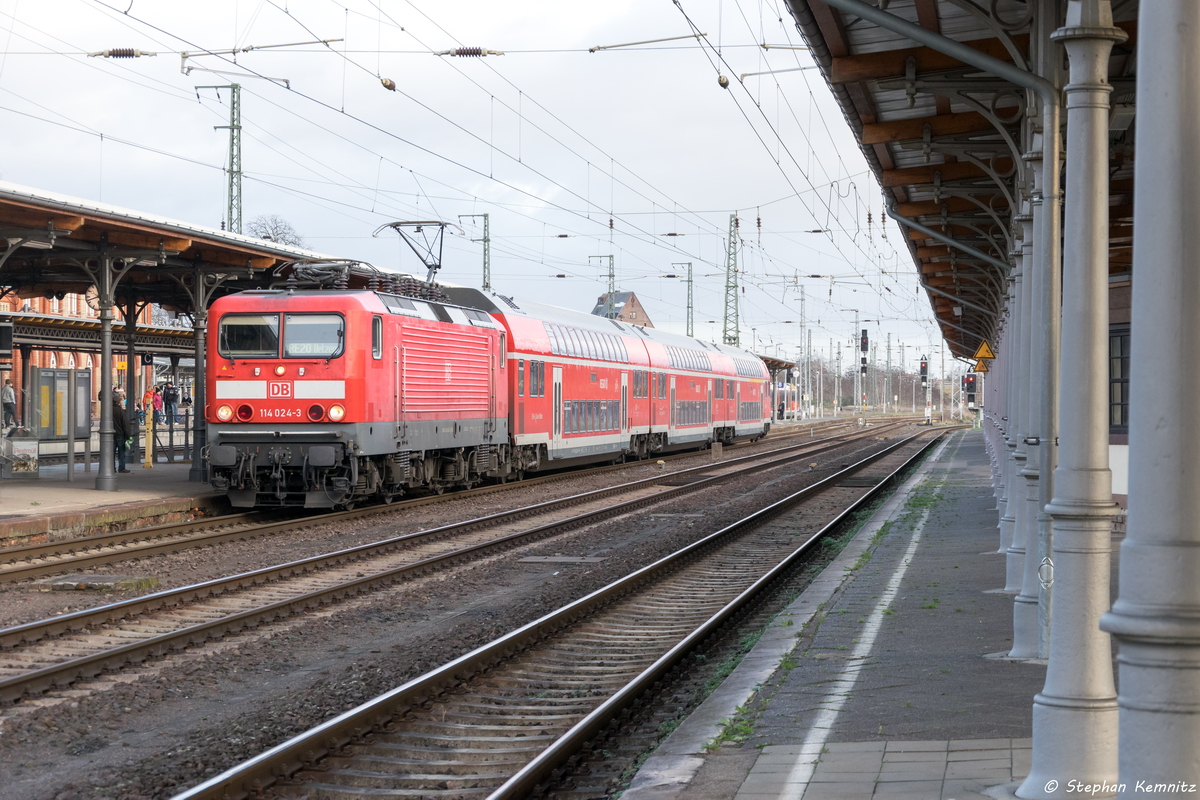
left=88, top=48, right=157, bottom=58
left=434, top=47, right=505, bottom=57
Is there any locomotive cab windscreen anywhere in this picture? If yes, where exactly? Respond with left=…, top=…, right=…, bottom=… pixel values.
left=283, top=314, right=344, bottom=358
left=218, top=314, right=280, bottom=357
left=217, top=313, right=344, bottom=359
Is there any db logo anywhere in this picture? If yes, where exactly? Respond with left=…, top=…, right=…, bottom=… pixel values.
left=268, top=381, right=293, bottom=398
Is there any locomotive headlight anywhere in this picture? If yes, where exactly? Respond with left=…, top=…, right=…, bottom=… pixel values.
left=328, top=404, right=346, bottom=422
left=274, top=365, right=286, bottom=376
left=236, top=404, right=254, bottom=421
left=216, top=404, right=234, bottom=422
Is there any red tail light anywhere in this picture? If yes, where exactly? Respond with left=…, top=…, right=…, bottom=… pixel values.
left=236, top=404, right=254, bottom=421
left=307, top=404, right=324, bottom=421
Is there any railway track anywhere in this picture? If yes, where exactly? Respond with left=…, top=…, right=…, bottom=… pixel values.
left=172, top=429, right=945, bottom=800
left=0, top=417, right=911, bottom=584
left=0, top=421, right=916, bottom=707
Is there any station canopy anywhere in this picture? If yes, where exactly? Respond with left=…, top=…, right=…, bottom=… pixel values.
left=784, top=0, right=1136, bottom=359
left=0, top=181, right=391, bottom=340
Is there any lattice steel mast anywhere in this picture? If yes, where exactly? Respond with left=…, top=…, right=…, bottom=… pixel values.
left=459, top=213, right=491, bottom=291
left=723, top=214, right=740, bottom=347
left=200, top=83, right=242, bottom=234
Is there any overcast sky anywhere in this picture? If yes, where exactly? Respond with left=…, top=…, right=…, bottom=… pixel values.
left=0, top=0, right=958, bottom=374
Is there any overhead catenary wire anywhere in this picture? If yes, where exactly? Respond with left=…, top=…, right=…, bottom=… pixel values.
left=50, top=0, right=932, bottom=345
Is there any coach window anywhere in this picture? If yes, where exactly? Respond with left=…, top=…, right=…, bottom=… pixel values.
left=518, top=359, right=525, bottom=397
left=372, top=316, right=382, bottom=360
left=218, top=313, right=280, bottom=358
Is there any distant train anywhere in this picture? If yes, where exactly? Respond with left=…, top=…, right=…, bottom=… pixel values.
left=205, top=283, right=771, bottom=508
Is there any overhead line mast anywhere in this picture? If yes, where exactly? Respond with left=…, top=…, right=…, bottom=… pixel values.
left=590, top=255, right=616, bottom=318
left=723, top=214, right=739, bottom=347
left=672, top=262, right=694, bottom=338
left=459, top=213, right=491, bottom=291
left=197, top=83, right=243, bottom=234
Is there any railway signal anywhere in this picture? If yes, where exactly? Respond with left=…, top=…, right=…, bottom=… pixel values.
left=919, top=355, right=932, bottom=424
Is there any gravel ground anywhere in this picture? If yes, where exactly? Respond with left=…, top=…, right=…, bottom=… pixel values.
left=0, top=426, right=859, bottom=629
left=0, top=425, right=918, bottom=800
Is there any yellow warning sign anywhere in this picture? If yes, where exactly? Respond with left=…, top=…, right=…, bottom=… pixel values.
left=972, top=340, right=996, bottom=360
left=974, top=360, right=990, bottom=373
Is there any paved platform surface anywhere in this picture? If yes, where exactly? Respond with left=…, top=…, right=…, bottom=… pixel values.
left=0, top=456, right=219, bottom=543
left=625, top=430, right=1050, bottom=800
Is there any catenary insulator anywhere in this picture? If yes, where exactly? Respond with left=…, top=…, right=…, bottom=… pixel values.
left=88, top=48, right=157, bottom=58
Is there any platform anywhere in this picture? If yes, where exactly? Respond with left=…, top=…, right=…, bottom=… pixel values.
left=0, top=456, right=221, bottom=547
left=624, top=429, right=1060, bottom=800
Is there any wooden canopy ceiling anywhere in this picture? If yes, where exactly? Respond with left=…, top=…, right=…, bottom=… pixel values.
left=785, top=0, right=1137, bottom=359
left=0, top=183, right=364, bottom=315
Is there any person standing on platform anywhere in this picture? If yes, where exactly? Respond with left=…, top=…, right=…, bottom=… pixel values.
left=152, top=386, right=164, bottom=423
left=2, top=379, right=17, bottom=428
left=163, top=382, right=179, bottom=424
left=110, top=390, right=131, bottom=473
left=142, top=384, right=154, bottom=421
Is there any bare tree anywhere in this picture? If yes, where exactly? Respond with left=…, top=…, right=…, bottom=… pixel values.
left=246, top=215, right=307, bottom=248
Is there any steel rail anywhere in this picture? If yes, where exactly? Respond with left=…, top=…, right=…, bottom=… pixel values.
left=0, top=417, right=883, bottom=583
left=492, top=432, right=945, bottom=800
left=171, top=431, right=943, bottom=800
left=0, top=510, right=283, bottom=582
left=0, top=424, right=911, bottom=704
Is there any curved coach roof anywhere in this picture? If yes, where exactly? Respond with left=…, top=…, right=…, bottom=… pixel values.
left=439, top=285, right=766, bottom=372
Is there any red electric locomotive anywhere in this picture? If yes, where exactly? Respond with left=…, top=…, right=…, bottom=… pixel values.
left=206, top=282, right=770, bottom=508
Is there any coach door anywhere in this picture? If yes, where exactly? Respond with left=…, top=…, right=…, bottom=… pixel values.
left=621, top=372, right=629, bottom=433
left=650, top=372, right=658, bottom=428
left=552, top=366, right=563, bottom=444
left=669, top=375, right=676, bottom=429
left=707, top=379, right=713, bottom=426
